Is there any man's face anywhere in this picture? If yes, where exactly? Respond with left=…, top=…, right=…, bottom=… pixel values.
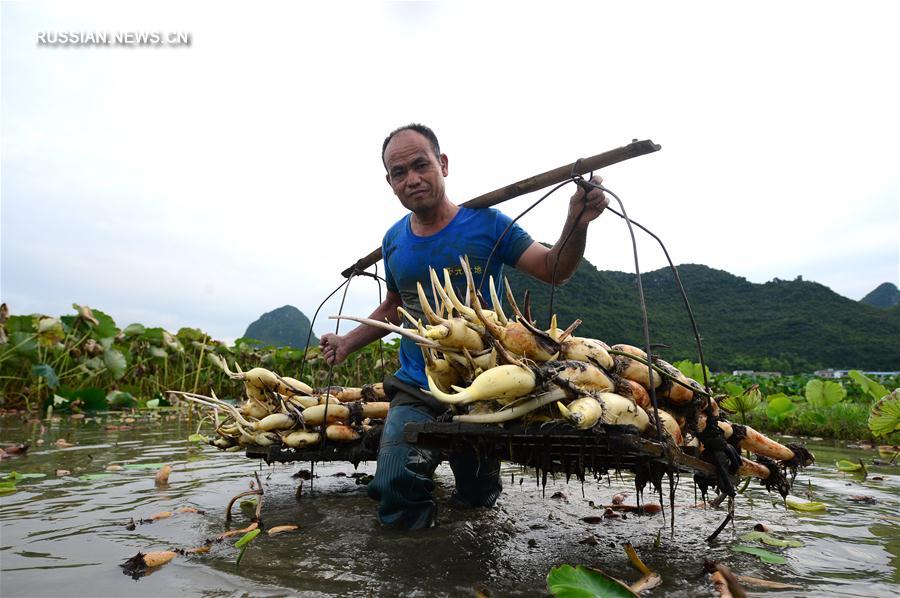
left=384, top=130, right=449, bottom=214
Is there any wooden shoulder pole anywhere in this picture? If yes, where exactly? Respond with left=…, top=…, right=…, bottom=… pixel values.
left=340, top=138, right=661, bottom=277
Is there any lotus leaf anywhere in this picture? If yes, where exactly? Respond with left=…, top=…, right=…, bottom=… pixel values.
left=836, top=459, right=863, bottom=472
left=805, top=379, right=846, bottom=409
left=672, top=360, right=710, bottom=384
left=6, top=315, right=37, bottom=334
left=123, top=323, right=146, bottom=336
left=88, top=309, right=119, bottom=340
left=723, top=381, right=745, bottom=397
left=868, top=390, right=900, bottom=438
left=785, top=496, right=827, bottom=512
left=721, top=385, right=761, bottom=420
left=739, top=531, right=803, bottom=547
left=849, top=370, right=889, bottom=402
left=31, top=364, right=59, bottom=389
left=56, top=387, right=106, bottom=411
left=3, top=472, right=47, bottom=480
left=235, top=528, right=261, bottom=566
left=7, top=332, right=38, bottom=358
left=766, top=394, right=797, bottom=423
left=177, top=327, right=207, bottom=342
left=547, top=564, right=636, bottom=598
left=103, top=349, right=127, bottom=379
left=142, top=327, right=166, bottom=344
left=106, top=390, right=135, bottom=408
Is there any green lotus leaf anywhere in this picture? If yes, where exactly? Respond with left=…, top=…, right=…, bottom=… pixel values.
left=849, top=370, right=889, bottom=402
left=869, top=390, right=900, bottom=438
left=547, top=564, right=636, bottom=598
left=673, top=360, right=711, bottom=384
left=767, top=394, right=796, bottom=422
left=836, top=459, right=863, bottom=472
left=187, top=434, right=208, bottom=443
left=235, top=528, right=262, bottom=566
left=142, top=327, right=165, bottom=344
left=731, top=545, right=788, bottom=564
left=57, top=387, right=106, bottom=410
left=106, top=390, right=135, bottom=408
left=739, top=531, right=803, bottom=547
left=805, top=379, right=846, bottom=409
left=176, top=327, right=206, bottom=342
left=7, top=332, right=38, bottom=358
left=722, top=386, right=761, bottom=415
left=234, top=528, right=260, bottom=549
left=3, top=472, right=47, bottom=480
left=103, top=348, right=127, bottom=379
left=6, top=315, right=37, bottom=334
left=785, top=496, right=827, bottom=512
left=87, top=309, right=119, bottom=340
left=123, top=323, right=146, bottom=336
left=83, top=356, right=104, bottom=370
left=31, top=364, right=59, bottom=389
left=723, top=381, right=745, bottom=397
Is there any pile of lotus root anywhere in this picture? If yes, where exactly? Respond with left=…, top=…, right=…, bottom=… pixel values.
left=174, top=357, right=389, bottom=451
left=335, top=256, right=813, bottom=496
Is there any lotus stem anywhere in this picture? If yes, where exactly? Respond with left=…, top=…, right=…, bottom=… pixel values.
left=453, top=388, right=566, bottom=423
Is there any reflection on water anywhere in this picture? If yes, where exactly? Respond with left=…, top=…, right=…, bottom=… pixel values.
left=1, top=413, right=898, bottom=597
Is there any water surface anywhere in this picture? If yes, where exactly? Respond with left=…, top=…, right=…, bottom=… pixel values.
left=1, top=413, right=897, bottom=597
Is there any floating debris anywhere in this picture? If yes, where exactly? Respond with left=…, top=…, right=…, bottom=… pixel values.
left=120, top=550, right=177, bottom=579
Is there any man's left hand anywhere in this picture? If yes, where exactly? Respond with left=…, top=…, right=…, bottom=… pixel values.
left=568, top=175, right=609, bottom=226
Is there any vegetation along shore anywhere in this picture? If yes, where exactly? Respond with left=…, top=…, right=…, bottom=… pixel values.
left=1, top=301, right=897, bottom=444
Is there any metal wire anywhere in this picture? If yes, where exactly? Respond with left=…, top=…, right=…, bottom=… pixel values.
left=299, top=270, right=387, bottom=378
left=578, top=179, right=710, bottom=391
left=298, top=277, right=352, bottom=380
left=603, top=204, right=711, bottom=390
left=478, top=180, right=575, bottom=296
left=317, top=271, right=357, bottom=453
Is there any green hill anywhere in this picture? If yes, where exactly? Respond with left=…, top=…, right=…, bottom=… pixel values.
left=504, top=262, right=900, bottom=373
left=860, top=282, right=900, bottom=308
left=243, top=305, right=318, bottom=349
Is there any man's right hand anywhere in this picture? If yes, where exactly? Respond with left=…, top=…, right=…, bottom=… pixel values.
left=319, top=333, right=350, bottom=366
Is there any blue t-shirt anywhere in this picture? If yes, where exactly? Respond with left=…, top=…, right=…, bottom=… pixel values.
left=382, top=206, right=534, bottom=389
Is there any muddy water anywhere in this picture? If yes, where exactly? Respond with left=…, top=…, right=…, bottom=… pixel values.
left=0, top=412, right=898, bottom=597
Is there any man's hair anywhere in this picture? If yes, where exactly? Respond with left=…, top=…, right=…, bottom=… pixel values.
left=381, top=123, right=441, bottom=169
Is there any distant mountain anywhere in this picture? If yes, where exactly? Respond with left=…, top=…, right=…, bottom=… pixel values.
left=243, top=305, right=318, bottom=349
left=860, top=282, right=900, bottom=308
left=504, top=262, right=900, bottom=373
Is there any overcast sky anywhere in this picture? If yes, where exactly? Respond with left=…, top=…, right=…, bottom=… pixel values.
left=2, top=2, right=898, bottom=344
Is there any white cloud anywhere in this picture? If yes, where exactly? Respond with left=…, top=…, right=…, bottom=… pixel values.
left=2, top=1, right=898, bottom=344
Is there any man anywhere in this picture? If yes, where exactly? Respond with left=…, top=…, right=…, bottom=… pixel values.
left=320, top=124, right=608, bottom=529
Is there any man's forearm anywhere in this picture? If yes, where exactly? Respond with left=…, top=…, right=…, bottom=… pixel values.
left=545, top=220, right=589, bottom=284
left=340, top=297, right=401, bottom=354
